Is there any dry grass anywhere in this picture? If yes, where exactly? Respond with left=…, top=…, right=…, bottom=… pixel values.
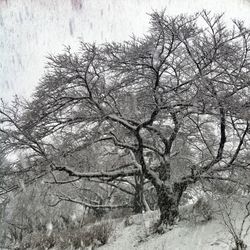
left=16, top=220, right=114, bottom=250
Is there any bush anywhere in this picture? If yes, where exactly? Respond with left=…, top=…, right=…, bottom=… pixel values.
left=105, top=207, right=133, bottom=220
left=15, top=233, right=56, bottom=250
left=18, top=221, right=114, bottom=249
left=192, top=197, right=213, bottom=222
left=212, top=180, right=239, bottom=196
left=88, top=221, right=114, bottom=245
left=180, top=196, right=213, bottom=224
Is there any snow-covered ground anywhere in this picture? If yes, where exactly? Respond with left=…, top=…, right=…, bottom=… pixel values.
left=101, top=217, right=230, bottom=250
left=100, top=201, right=250, bottom=250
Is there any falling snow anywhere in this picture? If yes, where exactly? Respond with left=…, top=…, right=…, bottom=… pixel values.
left=1, top=0, right=250, bottom=100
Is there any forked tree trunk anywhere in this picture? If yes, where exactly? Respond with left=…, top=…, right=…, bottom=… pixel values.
left=135, top=150, right=188, bottom=226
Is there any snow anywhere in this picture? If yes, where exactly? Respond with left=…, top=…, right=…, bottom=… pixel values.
left=1, top=0, right=250, bottom=100
left=99, top=203, right=250, bottom=250
left=46, top=221, right=53, bottom=236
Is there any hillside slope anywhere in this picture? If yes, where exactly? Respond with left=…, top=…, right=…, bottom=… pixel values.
left=100, top=208, right=250, bottom=250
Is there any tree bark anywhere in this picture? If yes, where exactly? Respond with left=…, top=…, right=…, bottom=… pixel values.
left=233, top=239, right=247, bottom=250
left=155, top=182, right=187, bottom=226
left=133, top=175, right=145, bottom=213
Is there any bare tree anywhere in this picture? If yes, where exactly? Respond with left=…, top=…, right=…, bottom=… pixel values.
left=217, top=193, right=250, bottom=250
left=0, top=11, right=250, bottom=230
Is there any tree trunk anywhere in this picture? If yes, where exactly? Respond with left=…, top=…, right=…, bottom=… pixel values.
left=233, top=239, right=247, bottom=250
left=143, top=195, right=151, bottom=212
left=155, top=182, right=187, bottom=227
left=133, top=175, right=145, bottom=213
left=156, top=185, right=178, bottom=226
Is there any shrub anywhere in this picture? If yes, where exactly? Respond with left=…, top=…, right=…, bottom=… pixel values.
left=18, top=220, right=114, bottom=249
left=180, top=196, right=213, bottom=224
left=88, top=221, right=114, bottom=245
left=15, top=232, right=57, bottom=250
left=212, top=180, right=239, bottom=196
left=79, top=214, right=99, bottom=226
left=192, top=197, right=213, bottom=222
left=106, top=208, right=133, bottom=220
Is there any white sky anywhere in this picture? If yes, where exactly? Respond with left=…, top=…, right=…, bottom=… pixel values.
left=1, top=0, right=250, bottom=100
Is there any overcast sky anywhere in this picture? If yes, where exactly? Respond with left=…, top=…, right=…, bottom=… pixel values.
left=1, top=0, right=250, bottom=100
